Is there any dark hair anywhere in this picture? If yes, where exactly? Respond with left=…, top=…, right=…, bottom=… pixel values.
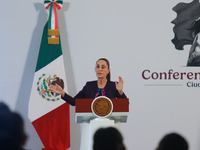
left=96, top=58, right=111, bottom=81
left=157, top=133, right=188, bottom=150
left=93, top=127, right=126, bottom=150
left=0, top=102, right=10, bottom=113
left=0, top=102, right=26, bottom=150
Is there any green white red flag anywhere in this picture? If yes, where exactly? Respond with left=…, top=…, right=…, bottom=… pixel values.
left=28, top=0, right=70, bottom=149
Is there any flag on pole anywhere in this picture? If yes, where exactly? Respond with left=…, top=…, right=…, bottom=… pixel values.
left=28, top=0, right=70, bottom=149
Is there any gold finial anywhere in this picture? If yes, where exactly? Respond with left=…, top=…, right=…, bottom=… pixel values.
left=52, top=0, right=55, bottom=2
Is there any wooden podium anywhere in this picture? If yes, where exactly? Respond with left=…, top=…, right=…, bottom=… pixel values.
left=75, top=96, right=129, bottom=150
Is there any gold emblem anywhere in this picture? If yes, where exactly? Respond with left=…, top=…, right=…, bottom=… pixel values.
left=92, top=96, right=113, bottom=117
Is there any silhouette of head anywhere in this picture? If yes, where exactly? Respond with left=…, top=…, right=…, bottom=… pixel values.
left=157, top=133, right=188, bottom=150
left=0, top=102, right=27, bottom=150
left=93, top=127, right=126, bottom=150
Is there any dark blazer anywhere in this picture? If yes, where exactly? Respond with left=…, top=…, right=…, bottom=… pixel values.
left=61, top=80, right=127, bottom=106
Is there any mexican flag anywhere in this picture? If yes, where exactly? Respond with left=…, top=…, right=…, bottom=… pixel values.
left=28, top=1, right=70, bottom=149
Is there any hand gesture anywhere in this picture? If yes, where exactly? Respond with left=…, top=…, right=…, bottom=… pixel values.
left=115, top=76, right=124, bottom=95
left=49, top=84, right=65, bottom=97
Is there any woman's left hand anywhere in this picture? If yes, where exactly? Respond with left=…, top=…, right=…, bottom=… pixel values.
left=115, top=76, right=124, bottom=95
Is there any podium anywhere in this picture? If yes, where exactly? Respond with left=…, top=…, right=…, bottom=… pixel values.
left=75, top=96, right=129, bottom=150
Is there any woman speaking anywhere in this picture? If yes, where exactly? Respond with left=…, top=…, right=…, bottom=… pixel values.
left=49, top=58, right=127, bottom=106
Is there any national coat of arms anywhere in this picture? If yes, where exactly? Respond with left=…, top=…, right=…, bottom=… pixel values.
left=92, top=96, right=113, bottom=117
left=37, top=74, right=64, bottom=101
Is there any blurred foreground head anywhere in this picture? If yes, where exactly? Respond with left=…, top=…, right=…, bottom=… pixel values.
left=0, top=102, right=27, bottom=150
left=93, top=127, right=126, bottom=150
left=157, top=133, right=188, bottom=150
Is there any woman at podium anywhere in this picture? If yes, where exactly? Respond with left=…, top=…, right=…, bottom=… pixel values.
left=49, top=58, right=127, bottom=106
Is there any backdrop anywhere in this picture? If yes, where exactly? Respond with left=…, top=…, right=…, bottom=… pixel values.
left=1, top=0, right=200, bottom=150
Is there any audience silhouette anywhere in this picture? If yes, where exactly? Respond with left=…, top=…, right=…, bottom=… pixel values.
left=93, top=127, right=126, bottom=150
left=156, top=133, right=188, bottom=150
left=0, top=102, right=27, bottom=150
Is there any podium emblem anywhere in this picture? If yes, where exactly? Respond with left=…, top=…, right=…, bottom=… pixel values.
left=91, top=96, right=113, bottom=118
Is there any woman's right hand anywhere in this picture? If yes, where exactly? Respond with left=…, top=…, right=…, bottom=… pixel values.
left=49, top=84, right=65, bottom=97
